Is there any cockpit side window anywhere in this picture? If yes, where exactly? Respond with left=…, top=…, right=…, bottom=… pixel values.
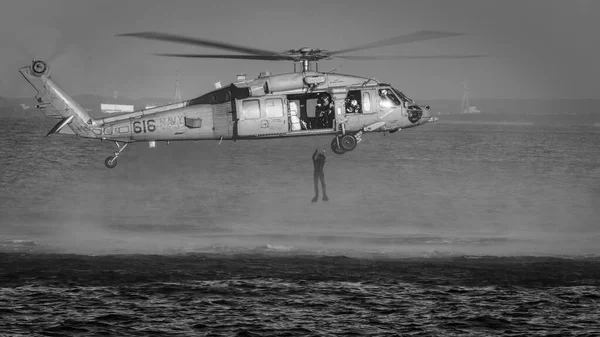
left=378, top=88, right=401, bottom=108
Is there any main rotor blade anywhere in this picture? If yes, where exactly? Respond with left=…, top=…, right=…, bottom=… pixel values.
left=154, top=53, right=293, bottom=60
left=329, top=31, right=464, bottom=56
left=334, top=54, right=487, bottom=60
left=117, top=32, right=281, bottom=56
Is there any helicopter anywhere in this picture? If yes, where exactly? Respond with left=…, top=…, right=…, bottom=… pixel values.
left=19, top=30, right=483, bottom=168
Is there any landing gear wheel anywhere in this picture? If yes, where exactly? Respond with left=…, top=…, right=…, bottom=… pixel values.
left=104, top=142, right=128, bottom=169
left=340, top=134, right=357, bottom=151
left=331, top=137, right=346, bottom=155
left=105, top=156, right=117, bottom=169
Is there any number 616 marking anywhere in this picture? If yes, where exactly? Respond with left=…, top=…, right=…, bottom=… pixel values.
left=133, top=120, right=155, bottom=133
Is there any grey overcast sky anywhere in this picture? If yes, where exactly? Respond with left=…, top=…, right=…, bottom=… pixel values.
left=1, top=0, right=598, bottom=100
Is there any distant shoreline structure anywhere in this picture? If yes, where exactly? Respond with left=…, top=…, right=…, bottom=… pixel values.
left=461, top=81, right=482, bottom=114
left=100, top=103, right=134, bottom=114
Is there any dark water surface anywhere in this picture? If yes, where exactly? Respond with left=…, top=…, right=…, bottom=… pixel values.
left=1, top=252, right=600, bottom=336
left=1, top=119, right=599, bottom=335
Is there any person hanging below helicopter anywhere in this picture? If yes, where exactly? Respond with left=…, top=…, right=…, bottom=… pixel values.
left=312, top=149, right=328, bottom=203
left=316, top=93, right=334, bottom=129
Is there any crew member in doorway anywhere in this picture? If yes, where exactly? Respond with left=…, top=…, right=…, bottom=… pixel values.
left=316, top=93, right=334, bottom=129
left=312, top=149, right=328, bottom=203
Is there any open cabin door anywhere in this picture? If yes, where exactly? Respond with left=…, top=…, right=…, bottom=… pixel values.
left=237, top=97, right=287, bottom=136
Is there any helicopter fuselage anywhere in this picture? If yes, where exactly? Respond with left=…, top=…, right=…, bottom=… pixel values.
left=93, top=70, right=436, bottom=143
left=20, top=60, right=437, bottom=168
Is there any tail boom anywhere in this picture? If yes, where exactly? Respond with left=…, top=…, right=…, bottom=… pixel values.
left=19, top=60, right=98, bottom=138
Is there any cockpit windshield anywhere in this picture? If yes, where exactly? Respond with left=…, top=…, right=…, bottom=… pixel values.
left=378, top=88, right=401, bottom=108
left=391, top=87, right=412, bottom=103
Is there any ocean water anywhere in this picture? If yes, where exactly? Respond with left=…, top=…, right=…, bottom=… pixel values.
left=1, top=118, right=599, bottom=336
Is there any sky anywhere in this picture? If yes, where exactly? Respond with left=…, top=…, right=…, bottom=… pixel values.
left=1, top=0, right=598, bottom=100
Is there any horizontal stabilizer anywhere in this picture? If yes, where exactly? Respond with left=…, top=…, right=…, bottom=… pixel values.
left=46, top=115, right=74, bottom=137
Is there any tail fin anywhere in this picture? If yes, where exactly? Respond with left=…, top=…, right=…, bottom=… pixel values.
left=19, top=60, right=98, bottom=138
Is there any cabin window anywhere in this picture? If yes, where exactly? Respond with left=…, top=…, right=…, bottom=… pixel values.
left=242, top=99, right=261, bottom=119
left=265, top=98, right=284, bottom=118
left=363, top=92, right=371, bottom=113
left=345, top=90, right=363, bottom=114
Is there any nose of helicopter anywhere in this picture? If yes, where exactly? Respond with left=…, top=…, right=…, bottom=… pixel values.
left=420, top=106, right=438, bottom=124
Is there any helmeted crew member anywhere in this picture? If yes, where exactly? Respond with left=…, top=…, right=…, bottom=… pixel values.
left=312, top=149, right=328, bottom=203
left=346, top=97, right=361, bottom=114
left=316, top=93, right=334, bottom=129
